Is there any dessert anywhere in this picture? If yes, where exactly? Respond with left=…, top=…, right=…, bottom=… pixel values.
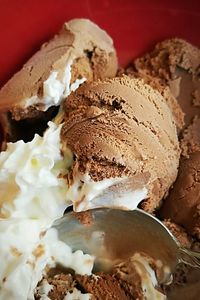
left=0, top=121, right=94, bottom=300
left=35, top=253, right=166, bottom=300
left=163, top=241, right=200, bottom=300
left=123, top=67, right=185, bottom=132
left=61, top=75, right=180, bottom=212
left=126, top=36, right=200, bottom=269
left=0, top=19, right=117, bottom=143
left=0, top=16, right=200, bottom=300
left=133, top=38, right=200, bottom=128
left=132, top=38, right=200, bottom=298
left=163, top=220, right=192, bottom=249
left=180, top=116, right=200, bottom=157
left=0, top=73, right=179, bottom=299
left=160, top=151, right=200, bottom=239
left=166, top=266, right=200, bottom=300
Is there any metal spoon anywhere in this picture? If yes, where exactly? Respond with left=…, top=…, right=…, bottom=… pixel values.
left=53, top=208, right=200, bottom=283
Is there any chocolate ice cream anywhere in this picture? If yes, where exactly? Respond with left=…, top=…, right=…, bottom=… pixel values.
left=0, top=19, right=117, bottom=142
left=76, top=254, right=166, bottom=300
left=36, top=254, right=166, bottom=300
left=160, top=151, right=200, bottom=238
left=61, top=75, right=180, bottom=212
left=1, top=19, right=200, bottom=299
left=35, top=274, right=76, bottom=300
left=75, top=273, right=131, bottom=300
left=134, top=38, right=200, bottom=128
left=124, top=68, right=185, bottom=131
left=36, top=272, right=129, bottom=300
left=126, top=39, right=200, bottom=244
left=163, top=220, right=192, bottom=249
left=162, top=220, right=200, bottom=300
left=180, top=116, right=200, bottom=157
left=163, top=261, right=200, bottom=300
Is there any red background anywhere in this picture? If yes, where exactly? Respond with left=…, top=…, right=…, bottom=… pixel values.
left=0, top=0, right=200, bottom=88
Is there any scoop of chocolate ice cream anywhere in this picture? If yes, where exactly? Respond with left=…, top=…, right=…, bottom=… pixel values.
left=0, top=19, right=117, bottom=142
left=160, top=151, right=200, bottom=238
left=61, top=76, right=180, bottom=212
left=134, top=38, right=200, bottom=128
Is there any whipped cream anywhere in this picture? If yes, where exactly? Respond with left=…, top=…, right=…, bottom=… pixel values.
left=36, top=279, right=53, bottom=300
left=67, top=167, right=148, bottom=212
left=0, top=122, right=94, bottom=300
left=0, top=122, right=72, bottom=223
left=64, top=289, right=91, bottom=300
left=25, top=60, right=86, bottom=111
left=0, top=122, right=161, bottom=300
left=36, top=279, right=92, bottom=300
left=0, top=221, right=93, bottom=300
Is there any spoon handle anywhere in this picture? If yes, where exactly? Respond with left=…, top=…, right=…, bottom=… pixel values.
left=178, top=247, right=200, bottom=268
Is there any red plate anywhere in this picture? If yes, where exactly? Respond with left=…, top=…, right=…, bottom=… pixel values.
left=0, top=0, right=200, bottom=87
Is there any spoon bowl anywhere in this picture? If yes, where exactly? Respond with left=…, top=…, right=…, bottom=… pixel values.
left=53, top=208, right=200, bottom=283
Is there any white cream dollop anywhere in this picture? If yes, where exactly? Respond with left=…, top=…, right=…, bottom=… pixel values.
left=67, top=167, right=148, bottom=212
left=0, top=220, right=94, bottom=300
left=0, top=122, right=71, bottom=223
left=64, top=288, right=91, bottom=300
left=25, top=61, right=86, bottom=111
left=35, top=279, right=53, bottom=300
left=0, top=122, right=94, bottom=300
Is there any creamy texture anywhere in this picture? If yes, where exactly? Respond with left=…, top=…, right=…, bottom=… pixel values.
left=124, top=67, right=185, bottom=132
left=0, top=75, right=180, bottom=299
left=0, top=18, right=118, bottom=144
left=67, top=169, right=148, bottom=211
left=64, top=289, right=91, bottom=300
left=36, top=253, right=166, bottom=300
left=134, top=38, right=200, bottom=128
left=0, top=119, right=159, bottom=300
left=36, top=279, right=53, bottom=300
left=161, top=151, right=200, bottom=238
left=62, top=76, right=180, bottom=212
left=0, top=224, right=93, bottom=300
left=0, top=19, right=117, bottom=115
left=25, top=62, right=86, bottom=111
left=180, top=116, right=200, bottom=158
left=0, top=122, right=94, bottom=300
left=0, top=122, right=71, bottom=221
